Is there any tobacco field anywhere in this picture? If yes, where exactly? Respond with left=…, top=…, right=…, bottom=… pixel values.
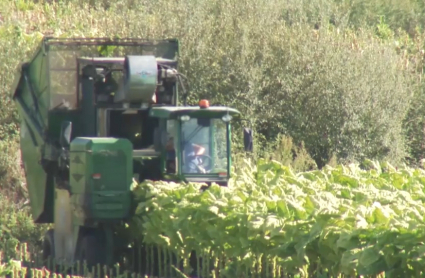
left=123, top=159, right=425, bottom=277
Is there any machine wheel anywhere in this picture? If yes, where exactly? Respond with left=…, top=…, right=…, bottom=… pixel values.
left=77, top=233, right=108, bottom=273
left=42, top=229, right=55, bottom=268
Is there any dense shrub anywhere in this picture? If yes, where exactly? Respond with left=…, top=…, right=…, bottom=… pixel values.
left=254, top=26, right=414, bottom=167
left=0, top=0, right=422, bottom=190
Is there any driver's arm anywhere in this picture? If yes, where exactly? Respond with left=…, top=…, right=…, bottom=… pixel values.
left=192, top=143, right=205, bottom=155
left=166, top=137, right=175, bottom=151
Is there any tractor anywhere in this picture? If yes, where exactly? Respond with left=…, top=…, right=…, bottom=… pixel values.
left=11, top=37, right=253, bottom=275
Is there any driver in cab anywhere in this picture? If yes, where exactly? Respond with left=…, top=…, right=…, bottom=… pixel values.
left=184, top=142, right=206, bottom=173
left=165, top=137, right=207, bottom=173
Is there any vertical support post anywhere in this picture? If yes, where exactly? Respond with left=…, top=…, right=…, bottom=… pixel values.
left=80, top=66, right=97, bottom=136
left=177, top=120, right=183, bottom=177
left=210, top=121, right=216, bottom=169
left=227, top=122, right=231, bottom=177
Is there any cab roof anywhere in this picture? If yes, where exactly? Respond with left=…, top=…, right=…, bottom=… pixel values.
left=149, top=106, right=240, bottom=119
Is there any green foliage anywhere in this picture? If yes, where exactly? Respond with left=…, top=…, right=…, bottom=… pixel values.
left=253, top=26, right=413, bottom=167
left=345, top=0, right=425, bottom=36
left=127, top=159, right=425, bottom=277
left=0, top=259, right=22, bottom=276
left=0, top=193, right=48, bottom=259
left=404, top=85, right=425, bottom=167
left=253, top=134, right=318, bottom=172
left=0, top=0, right=421, bottom=172
left=0, top=140, right=27, bottom=201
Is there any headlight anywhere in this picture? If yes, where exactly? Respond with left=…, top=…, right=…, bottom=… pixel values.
left=180, top=115, right=190, bottom=121
left=222, top=114, right=232, bottom=122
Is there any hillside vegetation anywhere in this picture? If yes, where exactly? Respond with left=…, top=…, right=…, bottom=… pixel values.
left=0, top=0, right=424, bottom=171
left=1, top=0, right=425, bottom=276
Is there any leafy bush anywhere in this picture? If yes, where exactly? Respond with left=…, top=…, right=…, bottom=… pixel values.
left=251, top=134, right=318, bottom=172
left=0, top=193, right=48, bottom=260
left=0, top=140, right=27, bottom=201
left=238, top=25, right=414, bottom=167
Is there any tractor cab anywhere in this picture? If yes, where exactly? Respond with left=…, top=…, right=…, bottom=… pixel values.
left=148, top=101, right=240, bottom=185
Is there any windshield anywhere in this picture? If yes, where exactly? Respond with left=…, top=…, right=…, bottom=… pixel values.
left=181, top=118, right=228, bottom=174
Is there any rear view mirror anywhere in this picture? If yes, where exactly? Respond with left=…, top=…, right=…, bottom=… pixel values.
left=197, top=118, right=210, bottom=127
left=243, top=128, right=253, bottom=152
left=60, top=121, right=73, bottom=148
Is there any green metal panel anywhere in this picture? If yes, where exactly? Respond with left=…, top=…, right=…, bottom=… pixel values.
left=27, top=48, right=49, bottom=126
left=10, top=38, right=48, bottom=98
left=69, top=137, right=133, bottom=224
left=91, top=151, right=127, bottom=191
left=19, top=113, right=51, bottom=222
left=12, top=64, right=52, bottom=223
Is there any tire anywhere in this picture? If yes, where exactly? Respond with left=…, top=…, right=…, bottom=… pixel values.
left=42, top=229, right=55, bottom=268
left=77, top=234, right=107, bottom=272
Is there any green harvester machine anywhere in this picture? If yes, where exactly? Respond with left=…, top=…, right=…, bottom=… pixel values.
left=11, top=37, right=253, bottom=275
